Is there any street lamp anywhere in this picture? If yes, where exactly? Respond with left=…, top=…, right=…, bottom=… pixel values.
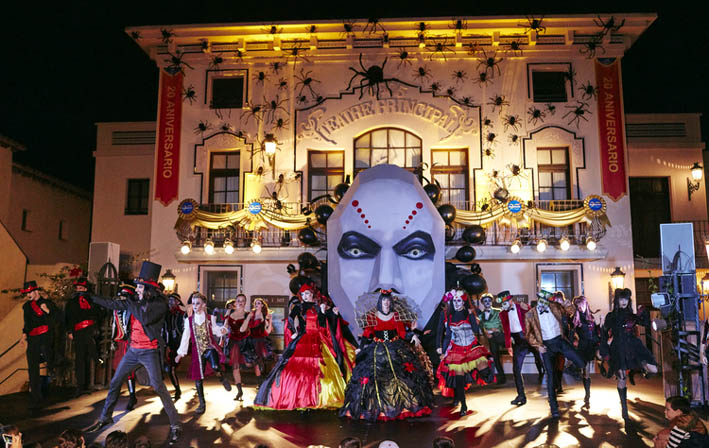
left=264, top=133, right=277, bottom=156
left=702, top=272, right=709, bottom=293
left=161, top=269, right=176, bottom=293
left=687, top=162, right=703, bottom=200
left=610, top=266, right=625, bottom=290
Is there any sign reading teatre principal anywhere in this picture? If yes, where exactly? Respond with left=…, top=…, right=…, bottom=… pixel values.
left=298, top=98, right=478, bottom=145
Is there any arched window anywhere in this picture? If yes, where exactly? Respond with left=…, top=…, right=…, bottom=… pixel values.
left=354, top=128, right=422, bottom=175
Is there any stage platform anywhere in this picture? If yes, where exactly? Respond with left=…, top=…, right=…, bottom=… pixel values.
left=0, top=374, right=699, bottom=447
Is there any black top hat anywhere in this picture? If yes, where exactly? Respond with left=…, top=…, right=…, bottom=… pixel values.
left=73, top=277, right=89, bottom=288
left=135, top=261, right=162, bottom=288
left=21, top=281, right=39, bottom=294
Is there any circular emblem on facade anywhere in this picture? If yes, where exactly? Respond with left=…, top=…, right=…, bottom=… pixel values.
left=507, top=200, right=522, bottom=214
left=588, top=197, right=603, bottom=211
left=248, top=201, right=263, bottom=215
left=177, top=199, right=198, bottom=218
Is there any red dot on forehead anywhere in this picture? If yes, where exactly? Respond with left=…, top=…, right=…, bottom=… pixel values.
left=352, top=200, right=359, bottom=207
left=412, top=210, right=417, bottom=215
left=408, top=215, right=413, bottom=220
left=416, top=202, right=423, bottom=209
left=357, top=208, right=362, bottom=213
left=405, top=220, right=409, bottom=224
left=403, top=226, right=406, bottom=229
left=368, top=225, right=371, bottom=229
left=364, top=220, right=369, bottom=224
left=360, top=214, right=365, bottom=218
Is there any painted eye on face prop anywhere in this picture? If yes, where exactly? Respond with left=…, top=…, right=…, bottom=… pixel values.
left=393, top=231, right=436, bottom=261
left=337, top=231, right=381, bottom=259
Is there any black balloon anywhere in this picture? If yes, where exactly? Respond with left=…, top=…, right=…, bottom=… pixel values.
left=424, top=183, right=441, bottom=204
left=462, top=225, right=486, bottom=244
left=298, top=228, right=318, bottom=245
left=460, top=273, right=487, bottom=295
left=286, top=264, right=296, bottom=274
left=314, top=204, right=334, bottom=225
left=438, top=204, right=456, bottom=225
left=493, top=188, right=509, bottom=202
left=470, top=263, right=482, bottom=274
left=445, top=225, right=456, bottom=241
left=289, top=275, right=311, bottom=294
left=456, top=246, right=476, bottom=262
left=333, top=183, right=349, bottom=201
left=297, top=252, right=319, bottom=270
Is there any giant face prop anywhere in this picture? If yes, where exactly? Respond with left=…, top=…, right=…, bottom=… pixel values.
left=328, top=164, right=445, bottom=333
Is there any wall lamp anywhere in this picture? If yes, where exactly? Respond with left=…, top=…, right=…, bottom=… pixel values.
left=687, top=162, right=703, bottom=200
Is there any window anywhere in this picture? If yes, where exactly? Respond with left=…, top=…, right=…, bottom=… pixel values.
left=309, top=150, right=344, bottom=202
left=21, top=209, right=31, bottom=232
left=354, top=128, right=422, bottom=175
left=537, top=148, right=570, bottom=200
left=209, top=152, right=240, bottom=204
left=205, top=271, right=240, bottom=306
left=528, top=64, right=572, bottom=103
left=125, top=179, right=150, bottom=215
left=431, top=149, right=469, bottom=207
left=209, top=71, right=247, bottom=109
left=539, top=270, right=577, bottom=301
left=629, top=177, right=670, bottom=258
left=58, top=220, right=67, bottom=240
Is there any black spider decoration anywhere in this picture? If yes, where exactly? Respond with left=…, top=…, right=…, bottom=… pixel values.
left=242, top=102, right=263, bottom=125
left=220, top=122, right=234, bottom=132
left=478, top=49, right=503, bottom=77
left=160, top=28, right=175, bottom=44
left=363, top=18, right=386, bottom=35
left=296, top=94, right=309, bottom=105
left=200, top=40, right=209, bottom=52
left=417, top=21, right=429, bottom=37
left=594, top=16, right=625, bottom=36
left=347, top=54, right=404, bottom=100
left=130, top=31, right=142, bottom=40
left=485, top=132, right=498, bottom=146
left=253, top=71, right=268, bottom=85
left=503, top=114, right=521, bottom=132
left=504, top=40, right=524, bottom=57
left=265, top=24, right=283, bottom=35
left=527, top=106, right=546, bottom=125
left=272, top=116, right=290, bottom=133
left=483, top=147, right=496, bottom=159
left=412, top=65, right=432, bottom=82
left=563, top=101, right=591, bottom=128
left=508, top=134, right=520, bottom=145
left=466, top=42, right=482, bottom=57
left=426, top=37, right=455, bottom=61
left=277, top=78, right=288, bottom=90
left=452, top=96, right=475, bottom=108
left=264, top=95, right=289, bottom=124
left=579, top=82, right=597, bottom=100
left=473, top=71, right=493, bottom=86
left=209, top=55, right=224, bottom=70
left=342, top=19, right=358, bottom=38
left=545, top=103, right=557, bottom=116
left=397, top=48, right=412, bottom=69
left=282, top=42, right=310, bottom=66
left=194, top=120, right=213, bottom=136
left=563, top=67, right=576, bottom=85
left=520, top=16, right=546, bottom=34
left=445, top=86, right=456, bottom=97
left=270, top=61, right=284, bottom=74
left=164, top=51, right=193, bottom=75
left=580, top=39, right=605, bottom=59
left=449, top=18, right=468, bottom=31
left=487, top=95, right=509, bottom=113
left=482, top=116, right=493, bottom=128
left=182, top=85, right=197, bottom=104
left=306, top=25, right=318, bottom=34
left=430, top=82, right=442, bottom=93
left=451, top=69, right=468, bottom=84
left=295, top=69, right=321, bottom=99
left=233, top=49, right=244, bottom=63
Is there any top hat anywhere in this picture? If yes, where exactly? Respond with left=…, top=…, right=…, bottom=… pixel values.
left=21, top=281, right=40, bottom=294
left=167, top=292, right=183, bottom=305
left=536, top=290, right=554, bottom=306
left=73, top=277, right=89, bottom=288
left=496, top=290, right=513, bottom=302
left=480, top=292, right=494, bottom=301
left=135, top=261, right=161, bottom=288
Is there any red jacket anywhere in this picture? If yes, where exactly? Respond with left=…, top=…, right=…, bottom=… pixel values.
left=500, top=303, right=530, bottom=349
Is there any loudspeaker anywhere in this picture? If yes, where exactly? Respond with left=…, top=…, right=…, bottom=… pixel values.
left=88, top=242, right=120, bottom=284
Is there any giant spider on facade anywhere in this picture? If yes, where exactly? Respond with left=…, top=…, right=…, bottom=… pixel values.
left=265, top=24, right=283, bottom=35
left=264, top=95, right=289, bottom=124
left=473, top=71, right=493, bottom=86
left=270, top=61, right=284, bottom=74
left=451, top=96, right=475, bottom=108
left=272, top=116, right=290, bottom=135
left=546, top=103, right=557, bottom=116
left=429, top=81, right=442, bottom=94
left=164, top=51, right=193, bottom=75
left=508, top=134, right=520, bottom=145
left=182, top=85, right=197, bottom=105
left=482, top=116, right=494, bottom=129
left=445, top=86, right=456, bottom=97
left=504, top=39, right=524, bottom=57
left=209, top=55, right=224, bottom=70
left=347, top=53, right=403, bottom=99
left=342, top=19, right=358, bottom=38
left=363, top=18, right=386, bottom=35
left=160, top=28, right=175, bottom=44
left=397, top=48, right=413, bottom=69
left=253, top=71, right=268, bottom=85
left=580, top=38, right=605, bottom=59
left=277, top=78, right=288, bottom=91
left=485, top=132, right=498, bottom=146
left=520, top=16, right=546, bottom=34
left=487, top=95, right=509, bottom=113
left=295, top=69, right=321, bottom=100
left=563, top=101, right=591, bottom=128
left=466, top=41, right=482, bottom=57
left=412, top=65, right=432, bottom=82
left=579, top=82, right=597, bottom=100
left=282, top=42, right=310, bottom=66
left=478, top=49, right=503, bottom=77
left=451, top=69, right=468, bottom=84
left=194, top=120, right=213, bottom=136
left=449, top=18, right=468, bottom=31
left=483, top=147, right=496, bottom=159
left=233, top=49, right=244, bottom=63
left=130, top=31, right=142, bottom=40
left=503, top=114, right=521, bottom=132
left=426, top=37, right=455, bottom=61
left=505, top=164, right=528, bottom=188
left=594, top=16, right=625, bottom=36
left=242, top=102, right=264, bottom=126
left=220, top=122, right=234, bottom=133
left=527, top=106, right=546, bottom=125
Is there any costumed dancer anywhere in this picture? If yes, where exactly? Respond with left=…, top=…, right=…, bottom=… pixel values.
left=478, top=292, right=507, bottom=384
left=317, top=290, right=358, bottom=382
left=601, top=288, right=658, bottom=425
left=21, top=281, right=60, bottom=408
left=163, top=292, right=185, bottom=401
left=340, top=289, right=434, bottom=421
left=524, top=290, right=585, bottom=418
left=86, top=261, right=181, bottom=445
left=571, top=295, right=600, bottom=406
left=109, top=283, right=139, bottom=411
left=436, top=289, right=496, bottom=416
left=255, top=283, right=346, bottom=410
left=499, top=294, right=535, bottom=406
left=549, top=291, right=572, bottom=394
left=225, top=294, right=250, bottom=401
left=241, top=297, right=275, bottom=381
left=175, top=292, right=232, bottom=415
left=65, top=277, right=102, bottom=395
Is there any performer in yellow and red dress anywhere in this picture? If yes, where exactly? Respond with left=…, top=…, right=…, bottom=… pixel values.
left=340, top=290, right=434, bottom=421
left=254, top=283, right=346, bottom=410
left=436, top=288, right=496, bottom=416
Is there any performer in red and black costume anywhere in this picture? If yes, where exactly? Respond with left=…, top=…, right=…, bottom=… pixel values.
left=436, top=289, right=496, bottom=417
left=65, top=277, right=102, bottom=395
left=21, top=281, right=60, bottom=408
left=163, top=292, right=184, bottom=401
left=340, top=289, right=433, bottom=421
left=225, top=294, right=250, bottom=401
left=241, top=297, right=275, bottom=381
left=87, top=261, right=181, bottom=446
left=110, top=283, right=138, bottom=410
left=175, top=292, right=231, bottom=415
left=255, top=283, right=347, bottom=410
left=571, top=295, right=601, bottom=407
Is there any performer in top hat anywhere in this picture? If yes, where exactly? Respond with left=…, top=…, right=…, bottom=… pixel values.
left=524, top=290, right=585, bottom=418
left=21, top=281, right=60, bottom=407
left=478, top=292, right=507, bottom=385
left=65, top=277, right=102, bottom=395
left=86, top=261, right=181, bottom=445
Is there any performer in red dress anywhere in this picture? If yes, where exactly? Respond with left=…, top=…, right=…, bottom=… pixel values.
left=241, top=298, right=274, bottom=381
left=225, top=294, right=250, bottom=401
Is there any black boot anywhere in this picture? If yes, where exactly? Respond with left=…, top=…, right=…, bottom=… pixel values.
left=168, top=425, right=182, bottom=446
left=219, top=370, right=232, bottom=392
left=618, top=387, right=630, bottom=420
left=234, top=383, right=243, bottom=401
left=628, top=370, right=636, bottom=386
left=195, top=380, right=206, bottom=415
left=126, top=378, right=137, bottom=411
left=169, top=369, right=181, bottom=401
left=583, top=378, right=591, bottom=406
left=456, top=381, right=467, bottom=417
left=87, top=417, right=114, bottom=433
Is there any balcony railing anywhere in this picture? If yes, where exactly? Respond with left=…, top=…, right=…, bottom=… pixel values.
left=177, top=199, right=606, bottom=251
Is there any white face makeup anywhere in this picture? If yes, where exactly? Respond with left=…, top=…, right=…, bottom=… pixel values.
left=380, top=297, right=391, bottom=314
left=136, top=284, right=145, bottom=300
left=619, top=297, right=629, bottom=309
left=301, top=290, right=314, bottom=302
left=453, top=294, right=464, bottom=311
left=501, top=300, right=510, bottom=311
left=537, top=302, right=549, bottom=313
left=328, top=165, right=445, bottom=332
left=192, top=298, right=205, bottom=314
left=481, top=297, right=492, bottom=309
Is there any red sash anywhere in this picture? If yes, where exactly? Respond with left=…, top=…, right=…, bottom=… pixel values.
left=29, top=325, right=49, bottom=336
left=74, top=320, right=95, bottom=331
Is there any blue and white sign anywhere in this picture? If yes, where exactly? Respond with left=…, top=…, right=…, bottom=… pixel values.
left=507, top=200, right=522, bottom=214
left=180, top=201, right=194, bottom=215
left=588, top=197, right=603, bottom=211
left=248, top=201, right=263, bottom=215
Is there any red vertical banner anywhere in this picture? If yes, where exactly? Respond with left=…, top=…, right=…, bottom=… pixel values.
left=154, top=70, right=183, bottom=206
left=595, top=59, right=628, bottom=202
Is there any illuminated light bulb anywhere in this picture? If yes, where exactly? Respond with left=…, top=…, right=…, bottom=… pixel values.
left=586, top=237, right=597, bottom=251
left=251, top=238, right=262, bottom=254
left=224, top=239, right=234, bottom=254
left=204, top=239, right=215, bottom=255
left=180, top=241, right=191, bottom=255
left=510, top=240, right=522, bottom=254
left=264, top=133, right=277, bottom=156
left=559, top=237, right=570, bottom=251
left=536, top=239, right=548, bottom=253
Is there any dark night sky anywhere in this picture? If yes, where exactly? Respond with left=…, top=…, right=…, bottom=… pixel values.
left=1, top=1, right=706, bottom=191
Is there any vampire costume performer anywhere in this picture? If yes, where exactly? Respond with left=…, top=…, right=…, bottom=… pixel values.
left=65, top=277, right=101, bottom=394
left=241, top=297, right=275, bottom=380
left=87, top=262, right=181, bottom=446
left=340, top=290, right=434, bottom=421
left=21, top=281, right=60, bottom=407
left=436, top=289, right=496, bottom=416
left=571, top=295, right=601, bottom=406
left=601, top=288, right=658, bottom=425
left=110, top=283, right=139, bottom=410
left=176, top=292, right=231, bottom=415
left=163, top=293, right=184, bottom=401
left=255, top=284, right=346, bottom=410
left=225, top=294, right=250, bottom=401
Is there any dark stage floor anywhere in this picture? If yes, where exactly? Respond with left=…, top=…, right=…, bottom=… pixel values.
left=0, top=374, right=698, bottom=447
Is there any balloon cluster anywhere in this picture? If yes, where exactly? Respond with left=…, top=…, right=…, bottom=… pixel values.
left=288, top=252, right=322, bottom=294
left=445, top=262, right=487, bottom=296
